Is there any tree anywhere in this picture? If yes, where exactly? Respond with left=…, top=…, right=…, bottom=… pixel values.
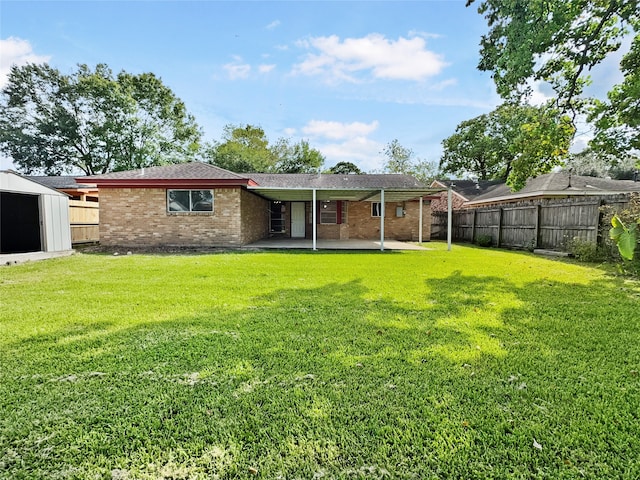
left=563, top=149, right=639, bottom=179
left=590, top=29, right=640, bottom=156
left=0, top=63, right=201, bottom=175
left=440, top=103, right=574, bottom=190
left=381, top=139, right=438, bottom=184
left=272, top=138, right=324, bottom=173
left=326, top=161, right=363, bottom=174
left=469, top=0, right=639, bottom=118
left=206, top=124, right=277, bottom=173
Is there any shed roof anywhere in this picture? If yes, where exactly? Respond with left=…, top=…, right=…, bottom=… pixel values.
left=1, top=171, right=68, bottom=196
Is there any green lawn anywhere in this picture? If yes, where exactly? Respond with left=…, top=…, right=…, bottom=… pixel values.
left=1, top=244, right=639, bottom=479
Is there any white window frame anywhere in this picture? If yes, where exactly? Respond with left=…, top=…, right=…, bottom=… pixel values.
left=167, top=189, right=214, bottom=213
left=371, top=202, right=382, bottom=217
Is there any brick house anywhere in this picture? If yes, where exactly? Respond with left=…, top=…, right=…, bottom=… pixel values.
left=429, top=179, right=503, bottom=212
left=85, top=162, right=441, bottom=249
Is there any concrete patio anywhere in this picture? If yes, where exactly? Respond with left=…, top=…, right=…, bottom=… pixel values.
left=243, top=238, right=428, bottom=251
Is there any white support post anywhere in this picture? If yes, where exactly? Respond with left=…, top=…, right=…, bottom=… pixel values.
left=419, top=196, right=423, bottom=244
left=380, top=189, right=385, bottom=251
left=312, top=189, right=317, bottom=251
left=447, top=186, right=453, bottom=251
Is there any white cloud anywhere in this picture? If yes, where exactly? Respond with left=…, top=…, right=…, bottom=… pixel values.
left=258, top=64, right=276, bottom=74
left=292, top=33, right=448, bottom=83
left=0, top=37, right=50, bottom=87
left=299, top=120, right=383, bottom=171
left=320, top=137, right=385, bottom=172
left=266, top=20, right=281, bottom=30
left=223, top=56, right=251, bottom=79
left=302, top=120, right=379, bottom=140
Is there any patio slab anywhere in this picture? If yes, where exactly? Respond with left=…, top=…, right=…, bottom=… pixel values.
left=243, top=239, right=428, bottom=251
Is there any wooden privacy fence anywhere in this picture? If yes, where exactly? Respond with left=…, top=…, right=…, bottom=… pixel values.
left=431, top=195, right=630, bottom=251
left=69, top=199, right=99, bottom=244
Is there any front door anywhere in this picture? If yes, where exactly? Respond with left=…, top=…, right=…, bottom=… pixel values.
left=291, top=202, right=306, bottom=238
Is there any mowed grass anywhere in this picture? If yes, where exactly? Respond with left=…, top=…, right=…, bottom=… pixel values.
left=1, top=244, right=639, bottom=479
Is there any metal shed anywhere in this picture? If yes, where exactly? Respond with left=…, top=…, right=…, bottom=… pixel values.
left=1, top=171, right=72, bottom=255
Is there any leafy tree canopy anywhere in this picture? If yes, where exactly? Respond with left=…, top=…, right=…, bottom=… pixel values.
left=0, top=63, right=202, bottom=175
left=205, top=124, right=325, bottom=173
left=325, top=161, right=363, bottom=175
left=469, top=0, right=638, bottom=116
left=440, top=103, right=575, bottom=190
left=380, top=139, right=438, bottom=184
left=563, top=149, right=639, bottom=179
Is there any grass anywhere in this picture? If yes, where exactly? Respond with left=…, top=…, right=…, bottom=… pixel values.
left=1, top=243, right=639, bottom=479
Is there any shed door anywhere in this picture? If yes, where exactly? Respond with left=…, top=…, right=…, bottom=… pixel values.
left=291, top=202, right=306, bottom=238
left=1, top=192, right=42, bottom=254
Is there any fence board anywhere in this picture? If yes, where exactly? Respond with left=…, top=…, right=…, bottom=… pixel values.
left=431, top=194, right=631, bottom=251
left=69, top=199, right=99, bottom=244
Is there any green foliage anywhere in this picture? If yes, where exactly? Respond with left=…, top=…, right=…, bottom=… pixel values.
left=272, top=138, right=325, bottom=173
left=590, top=28, right=640, bottom=156
left=2, top=248, right=639, bottom=477
left=205, top=124, right=276, bottom=173
left=475, top=234, right=493, bottom=247
left=565, top=237, right=607, bottom=262
left=563, top=149, right=639, bottom=179
left=440, top=103, right=574, bottom=190
left=610, top=215, right=639, bottom=260
left=381, top=139, right=438, bottom=183
left=469, top=0, right=638, bottom=116
left=325, top=161, right=363, bottom=175
left=0, top=63, right=202, bottom=175
left=205, top=124, right=325, bottom=173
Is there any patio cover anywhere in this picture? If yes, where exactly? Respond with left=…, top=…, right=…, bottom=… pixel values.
left=246, top=173, right=445, bottom=250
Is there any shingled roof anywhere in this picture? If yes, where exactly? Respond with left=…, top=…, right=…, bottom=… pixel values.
left=27, top=176, right=97, bottom=190
left=85, top=162, right=247, bottom=181
left=431, top=179, right=503, bottom=201
left=248, top=173, right=425, bottom=189
left=467, top=171, right=640, bottom=206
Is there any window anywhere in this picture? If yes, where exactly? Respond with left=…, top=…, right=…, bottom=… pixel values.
left=167, top=190, right=213, bottom=212
left=270, top=201, right=285, bottom=233
left=320, top=200, right=337, bottom=224
left=371, top=202, right=382, bottom=217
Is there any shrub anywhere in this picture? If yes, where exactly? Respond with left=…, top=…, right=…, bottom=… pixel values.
left=565, top=237, right=607, bottom=263
left=475, top=234, right=493, bottom=247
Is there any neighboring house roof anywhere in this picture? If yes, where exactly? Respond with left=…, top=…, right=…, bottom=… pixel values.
left=82, top=162, right=444, bottom=202
left=466, top=171, right=640, bottom=206
left=27, top=175, right=97, bottom=190
left=430, top=179, right=503, bottom=201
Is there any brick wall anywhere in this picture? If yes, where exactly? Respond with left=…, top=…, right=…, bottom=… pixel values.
left=430, top=191, right=467, bottom=212
left=240, top=189, right=269, bottom=244
left=99, top=187, right=250, bottom=247
left=345, top=200, right=430, bottom=241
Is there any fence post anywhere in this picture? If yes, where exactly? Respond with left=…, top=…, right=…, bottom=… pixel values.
left=497, top=208, right=503, bottom=247
left=534, top=204, right=541, bottom=248
left=471, top=209, right=477, bottom=244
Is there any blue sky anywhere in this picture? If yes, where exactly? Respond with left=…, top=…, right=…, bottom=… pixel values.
left=0, top=1, right=624, bottom=173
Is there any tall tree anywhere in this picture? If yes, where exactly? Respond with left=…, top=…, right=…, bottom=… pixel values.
left=381, top=139, right=438, bottom=184
left=206, top=124, right=277, bottom=173
left=272, top=138, right=324, bottom=173
left=440, top=103, right=574, bottom=190
left=0, top=63, right=201, bottom=175
left=469, top=0, right=639, bottom=118
left=590, top=29, right=640, bottom=156
left=326, top=161, right=363, bottom=174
